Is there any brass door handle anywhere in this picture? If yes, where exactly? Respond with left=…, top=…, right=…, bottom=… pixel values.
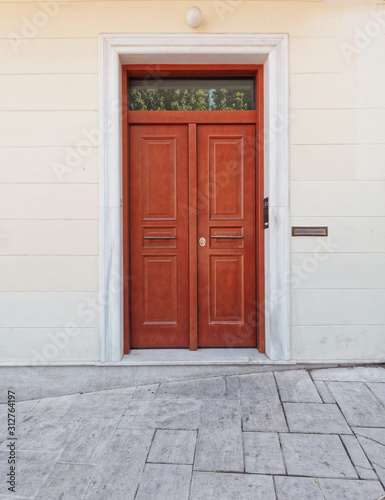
left=199, top=237, right=206, bottom=247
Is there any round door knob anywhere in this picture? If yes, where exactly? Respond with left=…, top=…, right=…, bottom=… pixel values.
left=199, top=237, right=206, bottom=247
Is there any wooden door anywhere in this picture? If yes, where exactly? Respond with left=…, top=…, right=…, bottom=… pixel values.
left=129, top=125, right=189, bottom=348
left=197, top=125, right=256, bottom=347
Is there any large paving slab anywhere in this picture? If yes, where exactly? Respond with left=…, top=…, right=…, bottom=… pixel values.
left=119, top=399, right=201, bottom=430
left=284, top=402, right=352, bottom=434
left=328, top=381, right=385, bottom=427
left=190, top=471, right=276, bottom=500
left=157, top=377, right=226, bottom=399
left=34, top=463, right=95, bottom=500
left=320, top=478, right=384, bottom=500
left=0, top=450, right=60, bottom=499
left=280, top=433, right=358, bottom=479
left=17, top=416, right=82, bottom=453
left=354, top=427, right=385, bottom=484
left=59, top=419, right=119, bottom=464
left=30, top=394, right=78, bottom=418
left=135, top=464, right=192, bottom=500
left=240, top=372, right=288, bottom=431
left=312, top=367, right=385, bottom=383
left=275, top=476, right=384, bottom=500
left=84, top=428, right=154, bottom=500
left=275, top=370, right=322, bottom=403
left=243, top=432, right=285, bottom=474
left=242, top=397, right=288, bottom=431
left=147, top=429, right=197, bottom=465
left=64, top=392, right=133, bottom=420
left=132, top=383, right=159, bottom=399
left=274, top=476, right=325, bottom=500
left=15, top=399, right=40, bottom=414
left=367, top=382, right=385, bottom=407
left=194, top=400, right=244, bottom=472
left=225, top=376, right=241, bottom=399
left=239, top=372, right=278, bottom=401
left=340, top=435, right=377, bottom=480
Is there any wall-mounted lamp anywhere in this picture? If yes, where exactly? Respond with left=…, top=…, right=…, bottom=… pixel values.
left=186, top=7, right=202, bottom=28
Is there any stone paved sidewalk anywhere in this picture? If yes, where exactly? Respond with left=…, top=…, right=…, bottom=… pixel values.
left=1, top=366, right=385, bottom=499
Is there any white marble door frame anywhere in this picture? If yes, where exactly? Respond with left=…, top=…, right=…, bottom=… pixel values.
left=99, top=33, right=290, bottom=362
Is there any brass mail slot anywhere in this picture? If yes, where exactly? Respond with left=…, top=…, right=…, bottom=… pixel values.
left=143, top=236, right=176, bottom=240
left=211, top=235, right=243, bottom=239
left=292, top=226, right=328, bottom=237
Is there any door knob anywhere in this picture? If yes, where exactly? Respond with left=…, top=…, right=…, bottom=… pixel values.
left=199, top=237, right=206, bottom=247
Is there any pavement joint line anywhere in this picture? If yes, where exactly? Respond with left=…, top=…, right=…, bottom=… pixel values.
left=365, top=382, right=385, bottom=411
left=273, top=371, right=290, bottom=433
left=272, top=475, right=279, bottom=500
left=353, top=433, right=385, bottom=449
left=339, top=434, right=361, bottom=479
left=277, top=432, right=288, bottom=476
left=350, top=432, right=384, bottom=485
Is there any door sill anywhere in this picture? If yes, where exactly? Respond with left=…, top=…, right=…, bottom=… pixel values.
left=118, top=348, right=280, bottom=366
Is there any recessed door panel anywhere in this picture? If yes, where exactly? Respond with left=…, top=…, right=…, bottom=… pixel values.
left=143, top=256, right=178, bottom=324
left=210, top=255, right=244, bottom=323
left=198, top=124, right=256, bottom=347
left=142, top=139, right=177, bottom=220
left=209, top=138, right=244, bottom=220
left=130, top=125, right=189, bottom=348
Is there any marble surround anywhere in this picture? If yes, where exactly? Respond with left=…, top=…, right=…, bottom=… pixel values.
left=99, top=34, right=290, bottom=362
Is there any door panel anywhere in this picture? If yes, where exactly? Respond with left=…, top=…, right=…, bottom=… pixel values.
left=209, top=255, right=244, bottom=323
left=209, top=137, right=244, bottom=220
left=143, top=256, right=178, bottom=324
left=130, top=125, right=189, bottom=348
left=197, top=125, right=256, bottom=347
left=141, top=139, right=177, bottom=219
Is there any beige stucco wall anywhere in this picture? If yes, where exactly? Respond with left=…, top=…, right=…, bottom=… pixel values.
left=0, top=0, right=384, bottom=362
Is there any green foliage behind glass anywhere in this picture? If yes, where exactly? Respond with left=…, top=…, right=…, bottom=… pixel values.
left=130, top=88, right=253, bottom=111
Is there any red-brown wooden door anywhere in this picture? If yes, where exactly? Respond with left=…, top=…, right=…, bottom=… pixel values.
left=197, top=125, right=256, bottom=347
left=129, top=123, right=256, bottom=348
left=129, top=124, right=189, bottom=348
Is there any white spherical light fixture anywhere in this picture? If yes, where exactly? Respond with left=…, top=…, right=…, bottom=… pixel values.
left=186, top=7, right=202, bottom=28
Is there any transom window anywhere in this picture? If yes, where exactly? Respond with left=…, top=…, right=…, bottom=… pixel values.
left=129, top=78, right=255, bottom=111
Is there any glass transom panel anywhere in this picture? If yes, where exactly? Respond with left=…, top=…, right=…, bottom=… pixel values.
left=129, top=78, right=255, bottom=111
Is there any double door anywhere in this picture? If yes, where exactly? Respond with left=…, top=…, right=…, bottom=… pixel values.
left=129, top=123, right=256, bottom=348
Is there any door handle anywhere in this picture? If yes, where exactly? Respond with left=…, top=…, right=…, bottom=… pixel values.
left=199, top=237, right=206, bottom=247
left=211, top=235, right=243, bottom=239
left=143, top=236, right=176, bottom=240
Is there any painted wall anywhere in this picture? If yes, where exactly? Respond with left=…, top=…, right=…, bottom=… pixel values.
left=0, top=0, right=384, bottom=362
